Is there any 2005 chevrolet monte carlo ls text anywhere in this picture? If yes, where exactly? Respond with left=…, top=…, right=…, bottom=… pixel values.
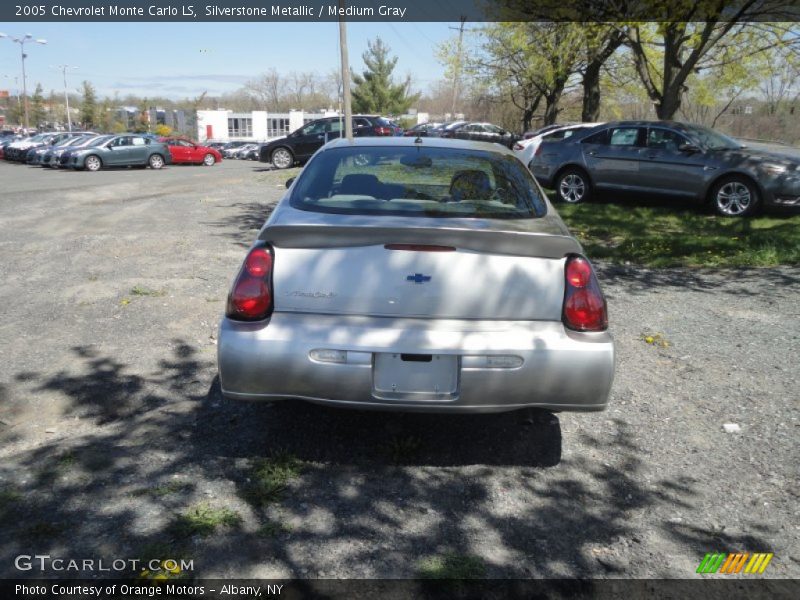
left=217, top=137, right=615, bottom=414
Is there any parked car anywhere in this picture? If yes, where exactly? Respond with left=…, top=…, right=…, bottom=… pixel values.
left=531, top=120, right=800, bottom=217
left=43, top=134, right=107, bottom=168
left=439, top=122, right=519, bottom=149
left=218, top=136, right=614, bottom=413
left=386, top=119, right=405, bottom=136
left=160, top=137, right=222, bottom=166
left=522, top=123, right=577, bottom=140
left=204, top=141, right=227, bottom=151
left=513, top=123, right=604, bottom=170
left=403, top=122, right=444, bottom=137
left=30, top=133, right=95, bottom=166
left=3, top=132, right=60, bottom=162
left=429, top=121, right=468, bottom=138
left=221, top=141, right=250, bottom=159
left=233, top=143, right=260, bottom=160
left=61, top=134, right=171, bottom=171
left=259, top=115, right=397, bottom=169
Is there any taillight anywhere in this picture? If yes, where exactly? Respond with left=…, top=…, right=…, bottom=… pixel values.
left=375, top=126, right=392, bottom=136
left=562, top=255, right=607, bottom=332
left=512, top=143, right=524, bottom=151
left=226, top=245, right=274, bottom=321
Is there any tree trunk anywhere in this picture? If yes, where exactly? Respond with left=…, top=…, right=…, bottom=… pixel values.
left=521, top=94, right=541, bottom=132
left=543, top=89, right=563, bottom=125
left=581, top=62, right=602, bottom=122
left=656, top=86, right=683, bottom=120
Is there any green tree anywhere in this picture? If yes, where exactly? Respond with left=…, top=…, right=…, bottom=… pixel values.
left=623, top=2, right=797, bottom=120
left=351, top=37, right=420, bottom=115
left=80, top=81, right=98, bottom=129
left=30, top=83, right=46, bottom=128
left=133, top=98, right=150, bottom=133
left=473, top=23, right=584, bottom=128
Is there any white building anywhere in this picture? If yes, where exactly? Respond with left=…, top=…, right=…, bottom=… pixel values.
left=197, top=109, right=339, bottom=142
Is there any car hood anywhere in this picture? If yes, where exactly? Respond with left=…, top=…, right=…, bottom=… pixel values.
left=714, top=146, right=800, bottom=167
left=264, top=136, right=288, bottom=147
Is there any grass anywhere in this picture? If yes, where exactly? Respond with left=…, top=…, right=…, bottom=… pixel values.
left=556, top=199, right=800, bottom=268
left=418, top=553, right=487, bottom=579
left=137, top=542, right=188, bottom=580
left=170, top=503, right=242, bottom=538
left=257, top=520, right=293, bottom=538
left=243, top=452, right=304, bottom=506
left=131, top=481, right=193, bottom=498
left=130, top=285, right=166, bottom=297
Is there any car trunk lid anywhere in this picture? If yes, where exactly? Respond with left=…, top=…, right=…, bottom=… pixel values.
left=260, top=211, right=579, bottom=321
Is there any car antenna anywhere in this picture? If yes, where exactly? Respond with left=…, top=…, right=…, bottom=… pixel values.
left=414, top=135, right=423, bottom=144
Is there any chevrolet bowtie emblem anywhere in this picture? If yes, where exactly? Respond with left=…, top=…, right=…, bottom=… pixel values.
left=406, top=273, right=432, bottom=284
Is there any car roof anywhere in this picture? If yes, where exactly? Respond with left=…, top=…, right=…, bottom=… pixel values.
left=598, top=120, right=697, bottom=131
left=321, top=135, right=516, bottom=156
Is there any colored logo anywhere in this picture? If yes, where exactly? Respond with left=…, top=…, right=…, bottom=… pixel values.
left=696, top=552, right=773, bottom=574
left=406, top=273, right=432, bottom=284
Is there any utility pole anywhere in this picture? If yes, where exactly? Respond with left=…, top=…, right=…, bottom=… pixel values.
left=54, top=64, right=77, bottom=131
left=338, top=0, right=353, bottom=141
left=0, top=33, right=48, bottom=130
left=449, top=16, right=467, bottom=117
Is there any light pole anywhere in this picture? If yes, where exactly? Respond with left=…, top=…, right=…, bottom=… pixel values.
left=53, top=64, right=77, bottom=131
left=0, top=33, right=48, bottom=130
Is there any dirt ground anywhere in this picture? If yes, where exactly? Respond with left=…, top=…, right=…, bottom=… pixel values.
left=0, top=158, right=798, bottom=580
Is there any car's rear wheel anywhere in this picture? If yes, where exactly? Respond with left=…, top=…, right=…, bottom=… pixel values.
left=271, top=147, right=294, bottom=169
left=203, top=153, right=216, bottom=166
left=555, top=168, right=591, bottom=204
left=84, top=155, right=102, bottom=172
left=149, top=154, right=165, bottom=170
left=710, top=176, right=759, bottom=217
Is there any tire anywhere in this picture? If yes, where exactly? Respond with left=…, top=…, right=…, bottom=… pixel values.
left=555, top=167, right=591, bottom=204
left=271, top=147, right=294, bottom=170
left=84, top=155, right=102, bottom=172
left=149, top=154, right=165, bottom=170
left=202, top=153, right=216, bottom=166
left=710, top=176, right=759, bottom=217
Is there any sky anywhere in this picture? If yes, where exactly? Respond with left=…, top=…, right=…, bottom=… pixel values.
left=0, top=21, right=455, bottom=101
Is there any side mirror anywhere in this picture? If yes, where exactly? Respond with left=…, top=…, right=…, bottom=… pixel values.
left=679, top=143, right=701, bottom=153
left=285, top=177, right=295, bottom=189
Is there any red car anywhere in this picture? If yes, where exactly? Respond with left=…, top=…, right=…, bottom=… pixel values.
left=159, top=137, right=222, bottom=166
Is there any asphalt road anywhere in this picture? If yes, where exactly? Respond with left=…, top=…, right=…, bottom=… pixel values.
left=0, top=158, right=798, bottom=581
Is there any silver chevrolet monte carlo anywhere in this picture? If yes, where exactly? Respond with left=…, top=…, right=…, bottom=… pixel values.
left=217, top=137, right=614, bottom=413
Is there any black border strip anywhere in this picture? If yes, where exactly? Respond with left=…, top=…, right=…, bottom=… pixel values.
left=2, top=1, right=800, bottom=22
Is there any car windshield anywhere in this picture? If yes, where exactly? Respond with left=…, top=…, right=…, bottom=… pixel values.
left=290, top=146, right=546, bottom=219
left=87, top=135, right=113, bottom=147
left=63, top=136, right=89, bottom=146
left=686, top=125, right=743, bottom=150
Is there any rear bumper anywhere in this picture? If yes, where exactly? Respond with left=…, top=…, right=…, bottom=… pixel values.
left=218, top=313, right=615, bottom=413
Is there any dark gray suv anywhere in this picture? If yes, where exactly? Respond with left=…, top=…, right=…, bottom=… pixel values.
left=531, top=120, right=800, bottom=217
left=259, top=115, right=397, bottom=169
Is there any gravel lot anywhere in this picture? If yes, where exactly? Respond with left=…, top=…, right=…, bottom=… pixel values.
left=0, top=158, right=798, bottom=580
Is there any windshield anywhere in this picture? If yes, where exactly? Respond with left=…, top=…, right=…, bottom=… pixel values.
left=686, top=125, right=742, bottom=150
left=63, top=136, right=89, bottom=147
left=87, top=135, right=113, bottom=147
left=290, top=146, right=546, bottom=219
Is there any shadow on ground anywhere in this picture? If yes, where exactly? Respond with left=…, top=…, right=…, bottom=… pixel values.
left=0, top=343, right=775, bottom=578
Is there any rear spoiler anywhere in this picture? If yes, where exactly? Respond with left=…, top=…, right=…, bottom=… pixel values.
left=260, top=224, right=582, bottom=259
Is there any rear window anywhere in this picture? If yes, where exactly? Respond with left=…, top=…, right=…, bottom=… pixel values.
left=290, top=146, right=546, bottom=219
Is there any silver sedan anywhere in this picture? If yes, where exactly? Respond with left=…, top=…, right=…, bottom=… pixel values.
left=217, top=137, right=614, bottom=413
